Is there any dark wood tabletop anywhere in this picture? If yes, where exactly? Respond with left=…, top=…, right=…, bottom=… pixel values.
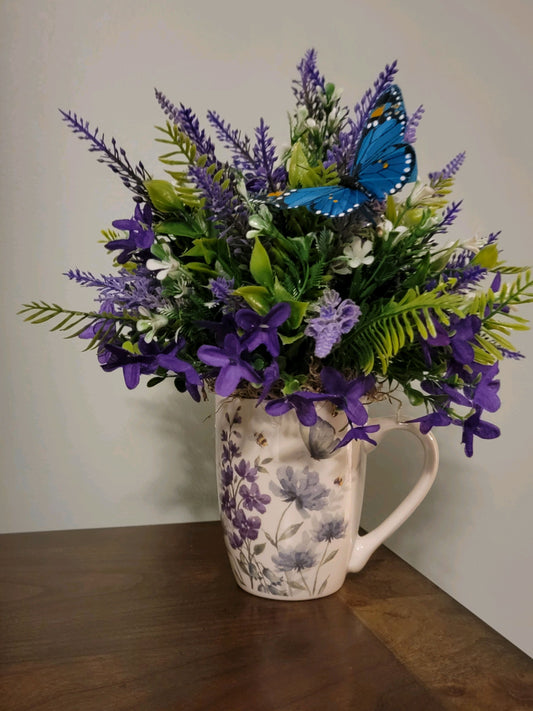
left=0, top=521, right=531, bottom=711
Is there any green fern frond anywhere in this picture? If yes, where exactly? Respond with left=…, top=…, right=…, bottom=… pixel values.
left=18, top=302, right=136, bottom=350
left=155, top=122, right=206, bottom=166
left=471, top=270, right=533, bottom=324
left=349, top=285, right=466, bottom=374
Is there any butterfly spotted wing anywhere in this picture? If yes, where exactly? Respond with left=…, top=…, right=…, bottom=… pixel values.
left=274, top=84, right=417, bottom=217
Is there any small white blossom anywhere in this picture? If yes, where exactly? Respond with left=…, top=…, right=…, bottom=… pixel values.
left=146, top=243, right=182, bottom=281
left=408, top=180, right=436, bottom=205
left=333, top=237, right=374, bottom=274
left=136, top=307, right=168, bottom=343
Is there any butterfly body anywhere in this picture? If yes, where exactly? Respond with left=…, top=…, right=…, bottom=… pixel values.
left=273, top=85, right=417, bottom=218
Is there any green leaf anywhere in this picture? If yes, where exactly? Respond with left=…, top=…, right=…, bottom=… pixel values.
left=233, top=285, right=272, bottom=314
left=250, top=237, right=274, bottom=289
left=287, top=141, right=311, bottom=187
left=145, top=180, right=184, bottom=212
left=253, top=543, right=266, bottom=556
left=183, top=238, right=218, bottom=264
left=155, top=221, right=201, bottom=238
left=472, top=244, right=499, bottom=268
left=184, top=262, right=218, bottom=277
left=322, top=549, right=339, bottom=565
left=278, top=522, right=303, bottom=542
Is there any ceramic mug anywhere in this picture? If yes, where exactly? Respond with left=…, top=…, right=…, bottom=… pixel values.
left=215, top=396, right=438, bottom=600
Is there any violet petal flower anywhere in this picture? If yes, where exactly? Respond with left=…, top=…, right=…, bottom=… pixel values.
left=265, top=391, right=330, bottom=427
left=235, top=302, right=291, bottom=357
left=101, top=340, right=159, bottom=389
left=106, top=203, right=154, bottom=264
left=335, top=424, right=380, bottom=449
left=197, top=333, right=260, bottom=397
left=269, top=466, right=329, bottom=513
left=408, top=409, right=454, bottom=434
left=461, top=407, right=500, bottom=457
left=239, top=482, right=271, bottom=514
left=257, top=361, right=280, bottom=405
left=320, top=367, right=374, bottom=425
left=305, top=290, right=360, bottom=358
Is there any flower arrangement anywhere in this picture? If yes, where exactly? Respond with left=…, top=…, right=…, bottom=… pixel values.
left=20, top=50, right=532, bottom=457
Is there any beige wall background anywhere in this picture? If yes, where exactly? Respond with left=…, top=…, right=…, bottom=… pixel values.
left=1, top=0, right=532, bottom=656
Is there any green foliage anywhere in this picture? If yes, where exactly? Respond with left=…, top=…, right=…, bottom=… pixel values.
left=154, top=122, right=206, bottom=208
left=18, top=301, right=136, bottom=350
left=472, top=270, right=533, bottom=361
left=347, top=285, right=465, bottom=374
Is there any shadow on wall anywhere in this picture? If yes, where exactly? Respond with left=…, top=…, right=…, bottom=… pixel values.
left=132, top=390, right=219, bottom=521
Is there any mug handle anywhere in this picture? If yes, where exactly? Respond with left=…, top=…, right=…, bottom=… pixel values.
left=348, top=417, right=439, bottom=573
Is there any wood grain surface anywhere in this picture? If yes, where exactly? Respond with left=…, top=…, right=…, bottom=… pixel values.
left=0, top=522, right=531, bottom=710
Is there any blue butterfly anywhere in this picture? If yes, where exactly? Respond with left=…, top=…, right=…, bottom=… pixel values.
left=272, top=84, right=417, bottom=218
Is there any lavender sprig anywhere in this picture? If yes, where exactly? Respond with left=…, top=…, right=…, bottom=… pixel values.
left=154, top=89, right=215, bottom=158
left=188, top=163, right=248, bottom=227
left=350, top=61, right=398, bottom=149
left=435, top=200, right=463, bottom=233
left=59, top=110, right=151, bottom=201
left=65, top=267, right=168, bottom=313
left=206, top=110, right=254, bottom=170
left=329, top=61, right=398, bottom=173
left=404, top=104, right=425, bottom=144
left=429, top=151, right=466, bottom=182
left=292, top=48, right=326, bottom=113
left=250, top=119, right=287, bottom=192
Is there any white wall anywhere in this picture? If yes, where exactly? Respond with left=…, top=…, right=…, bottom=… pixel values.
left=1, top=0, right=532, bottom=656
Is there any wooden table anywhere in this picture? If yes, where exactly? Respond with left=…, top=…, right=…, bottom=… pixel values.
left=0, top=522, right=531, bottom=710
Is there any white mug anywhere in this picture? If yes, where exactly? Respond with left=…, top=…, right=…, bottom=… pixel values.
left=215, top=396, right=438, bottom=600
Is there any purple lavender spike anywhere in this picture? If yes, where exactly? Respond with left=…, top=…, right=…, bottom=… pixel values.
left=59, top=110, right=151, bottom=200
left=429, top=151, right=466, bottom=182
left=404, top=104, right=425, bottom=144
left=154, top=89, right=215, bottom=157
left=292, top=49, right=326, bottom=110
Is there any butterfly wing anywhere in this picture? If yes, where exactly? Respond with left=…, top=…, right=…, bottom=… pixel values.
left=271, top=84, right=417, bottom=217
left=354, top=84, right=417, bottom=198
left=273, top=185, right=370, bottom=218
left=306, top=417, right=340, bottom=460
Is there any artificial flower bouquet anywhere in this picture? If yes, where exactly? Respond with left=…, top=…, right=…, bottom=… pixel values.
left=21, top=50, right=532, bottom=457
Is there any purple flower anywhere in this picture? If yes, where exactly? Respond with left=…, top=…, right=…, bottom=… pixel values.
left=408, top=409, right=454, bottom=434
left=209, top=277, right=235, bottom=304
left=320, top=367, right=374, bottom=426
left=155, top=338, right=202, bottom=401
left=257, top=361, right=280, bottom=404
left=272, top=544, right=318, bottom=572
left=197, top=333, right=261, bottom=397
left=305, top=290, right=360, bottom=358
left=336, top=423, right=380, bottom=448
left=235, top=302, right=291, bottom=357
left=220, top=489, right=236, bottom=519
left=101, top=339, right=159, bottom=389
left=239, top=482, right=271, bottom=514
left=421, top=380, right=471, bottom=408
left=270, top=466, right=329, bottom=514
left=106, top=203, right=154, bottom=264
left=313, top=515, right=347, bottom=543
left=461, top=407, right=500, bottom=458
left=465, top=363, right=501, bottom=413
left=234, top=459, right=258, bottom=483
left=228, top=531, right=243, bottom=550
left=265, top=391, right=330, bottom=427
left=449, top=314, right=482, bottom=366
left=233, top=509, right=261, bottom=541
left=221, top=465, right=234, bottom=487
